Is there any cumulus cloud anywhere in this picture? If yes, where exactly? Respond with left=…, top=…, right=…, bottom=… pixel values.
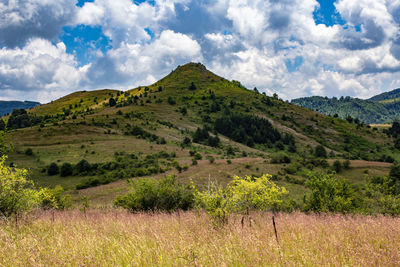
left=0, top=0, right=77, bottom=47
left=1, top=0, right=400, bottom=102
left=0, top=38, right=86, bottom=102
left=85, top=30, right=202, bottom=89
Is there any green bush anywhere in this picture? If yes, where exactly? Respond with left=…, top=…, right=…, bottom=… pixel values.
left=314, top=145, right=327, bottom=158
left=195, top=174, right=288, bottom=224
left=114, top=176, right=194, bottom=212
left=25, top=148, right=33, bottom=156
left=47, top=162, right=59, bottom=176
left=303, top=172, right=359, bottom=213
left=60, top=163, right=73, bottom=177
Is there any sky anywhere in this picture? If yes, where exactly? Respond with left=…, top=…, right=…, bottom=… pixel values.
left=1, top=0, right=400, bottom=103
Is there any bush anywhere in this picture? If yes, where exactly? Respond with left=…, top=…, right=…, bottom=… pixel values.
left=0, top=156, right=40, bottom=217
left=47, top=162, right=59, bottom=176
left=60, top=163, right=73, bottom=177
left=114, top=175, right=194, bottom=212
left=25, top=148, right=33, bottom=156
left=195, top=174, right=288, bottom=224
left=75, top=159, right=91, bottom=174
left=303, top=172, right=359, bottom=213
left=332, top=160, right=342, bottom=173
left=314, top=145, right=327, bottom=158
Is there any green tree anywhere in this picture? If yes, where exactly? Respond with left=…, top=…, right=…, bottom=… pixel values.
left=332, top=160, right=342, bottom=173
left=109, top=98, right=116, bottom=107
left=60, top=163, right=73, bottom=177
left=303, top=172, right=359, bottom=213
left=47, top=162, right=59, bottom=176
left=0, top=118, right=5, bottom=131
left=114, top=175, right=194, bottom=212
left=314, top=145, right=327, bottom=158
left=195, top=174, right=288, bottom=224
left=0, top=156, right=40, bottom=217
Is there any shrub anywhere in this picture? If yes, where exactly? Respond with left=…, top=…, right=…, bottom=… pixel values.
left=114, top=175, right=194, bottom=212
left=195, top=174, right=288, bottom=223
left=303, top=172, right=359, bottom=213
left=75, top=159, right=91, bottom=174
left=60, top=163, right=73, bottom=177
left=47, top=162, right=59, bottom=176
left=332, top=160, right=342, bottom=173
left=39, top=185, right=71, bottom=210
left=314, top=145, right=327, bottom=158
left=0, top=156, right=40, bottom=217
left=25, top=148, right=33, bottom=156
left=194, top=153, right=202, bottom=160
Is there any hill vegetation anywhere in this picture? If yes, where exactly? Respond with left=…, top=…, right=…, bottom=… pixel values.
left=0, top=62, right=399, bottom=214
left=1, top=62, right=400, bottom=265
left=0, top=100, right=40, bottom=116
left=291, top=88, right=400, bottom=124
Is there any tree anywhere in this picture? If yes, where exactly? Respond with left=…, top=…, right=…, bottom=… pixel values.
left=114, top=175, right=194, bottom=212
left=188, top=82, right=197, bottom=90
left=47, top=162, right=59, bottom=176
left=109, top=98, right=116, bottom=107
left=60, top=163, right=73, bottom=177
left=332, top=160, right=342, bottom=173
left=0, top=118, right=5, bottom=131
left=0, top=156, right=40, bottom=217
left=314, top=145, right=327, bottom=158
left=303, top=172, right=359, bottom=213
left=195, top=174, right=288, bottom=224
left=75, top=159, right=91, bottom=174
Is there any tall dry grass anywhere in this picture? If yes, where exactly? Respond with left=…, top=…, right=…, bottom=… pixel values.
left=0, top=210, right=399, bottom=266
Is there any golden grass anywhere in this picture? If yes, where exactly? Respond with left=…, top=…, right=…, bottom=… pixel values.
left=1, top=210, right=399, bottom=266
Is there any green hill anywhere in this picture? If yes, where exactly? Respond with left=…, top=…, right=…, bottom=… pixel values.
left=2, top=62, right=397, bottom=206
left=291, top=88, right=400, bottom=124
left=291, top=96, right=396, bottom=124
left=0, top=100, right=40, bottom=116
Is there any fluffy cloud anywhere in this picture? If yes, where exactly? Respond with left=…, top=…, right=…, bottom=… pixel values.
left=85, top=30, right=202, bottom=89
left=0, top=0, right=77, bottom=47
left=0, top=38, right=86, bottom=102
left=1, top=0, right=400, bottom=102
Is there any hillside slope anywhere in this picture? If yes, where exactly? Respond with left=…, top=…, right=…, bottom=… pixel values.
left=2, top=62, right=397, bottom=205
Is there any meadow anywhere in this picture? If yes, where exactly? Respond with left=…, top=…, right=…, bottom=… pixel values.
left=0, top=210, right=399, bottom=266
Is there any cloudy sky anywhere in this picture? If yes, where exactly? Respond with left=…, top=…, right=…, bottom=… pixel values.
left=1, top=0, right=400, bottom=103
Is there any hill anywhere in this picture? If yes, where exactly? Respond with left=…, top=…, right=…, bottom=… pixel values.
left=291, top=96, right=395, bottom=124
left=369, top=88, right=400, bottom=102
left=0, top=100, right=40, bottom=116
left=1, top=62, right=398, bottom=207
left=291, top=88, right=400, bottom=124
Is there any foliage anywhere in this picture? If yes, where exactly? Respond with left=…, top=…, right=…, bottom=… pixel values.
left=291, top=95, right=396, bottom=124
left=39, top=185, right=71, bottom=210
left=0, top=156, right=40, bottom=217
left=195, top=174, right=288, bottom=223
left=314, top=145, right=327, bottom=158
left=0, top=131, right=12, bottom=156
left=214, top=114, right=281, bottom=147
left=114, top=175, right=194, bottom=212
left=6, top=109, right=42, bottom=129
left=0, top=119, right=5, bottom=131
left=303, top=172, right=359, bottom=213
left=60, top=163, right=73, bottom=177
left=47, top=162, right=59, bottom=176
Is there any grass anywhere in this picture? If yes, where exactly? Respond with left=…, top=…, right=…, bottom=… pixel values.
left=0, top=210, right=399, bottom=266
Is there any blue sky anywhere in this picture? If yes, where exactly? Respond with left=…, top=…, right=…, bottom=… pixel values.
left=1, top=0, right=400, bottom=102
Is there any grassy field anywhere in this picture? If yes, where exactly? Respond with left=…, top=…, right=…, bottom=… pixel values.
left=0, top=210, right=399, bottom=266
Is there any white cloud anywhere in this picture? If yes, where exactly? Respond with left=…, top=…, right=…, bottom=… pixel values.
left=0, top=38, right=86, bottom=102
left=0, top=0, right=76, bottom=47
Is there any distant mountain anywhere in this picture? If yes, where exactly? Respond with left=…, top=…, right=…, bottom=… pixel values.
left=0, top=101, right=41, bottom=116
left=291, top=89, right=400, bottom=124
left=368, top=88, right=400, bottom=102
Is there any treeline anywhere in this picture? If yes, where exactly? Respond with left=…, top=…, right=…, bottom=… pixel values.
left=214, top=113, right=282, bottom=147
left=46, top=151, right=178, bottom=189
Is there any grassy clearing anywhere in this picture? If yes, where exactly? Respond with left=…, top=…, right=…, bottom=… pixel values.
left=0, top=210, right=399, bottom=266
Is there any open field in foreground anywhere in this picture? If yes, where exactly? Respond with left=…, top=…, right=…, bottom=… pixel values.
left=1, top=210, right=399, bottom=266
